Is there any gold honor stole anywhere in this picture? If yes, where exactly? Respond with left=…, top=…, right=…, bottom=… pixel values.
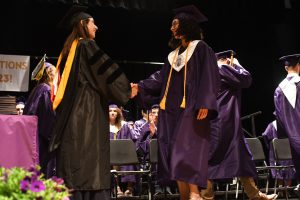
left=53, top=39, right=79, bottom=110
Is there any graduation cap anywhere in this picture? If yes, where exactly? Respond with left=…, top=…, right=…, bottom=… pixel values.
left=173, top=5, right=208, bottom=23
left=215, top=50, right=236, bottom=60
left=151, top=104, right=159, bottom=110
left=109, top=104, right=119, bottom=109
left=31, top=54, right=46, bottom=81
left=279, top=54, right=300, bottom=67
left=58, top=4, right=92, bottom=31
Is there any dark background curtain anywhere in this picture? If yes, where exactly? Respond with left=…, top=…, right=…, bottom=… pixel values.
left=0, top=0, right=299, bottom=133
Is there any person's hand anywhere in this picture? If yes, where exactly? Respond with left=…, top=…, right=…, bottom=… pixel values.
left=130, top=83, right=138, bottom=98
left=233, top=58, right=241, bottom=66
left=197, top=108, right=208, bottom=120
left=149, top=121, right=156, bottom=137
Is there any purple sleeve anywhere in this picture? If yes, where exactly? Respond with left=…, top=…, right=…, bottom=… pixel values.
left=194, top=41, right=220, bottom=119
left=137, top=70, right=163, bottom=108
left=219, top=64, right=252, bottom=88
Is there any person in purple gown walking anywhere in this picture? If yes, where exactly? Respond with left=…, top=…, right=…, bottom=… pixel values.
left=274, top=54, right=300, bottom=196
left=131, top=5, right=220, bottom=200
left=201, top=50, right=277, bottom=200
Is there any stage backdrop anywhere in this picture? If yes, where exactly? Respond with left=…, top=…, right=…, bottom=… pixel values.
left=0, top=54, right=30, bottom=92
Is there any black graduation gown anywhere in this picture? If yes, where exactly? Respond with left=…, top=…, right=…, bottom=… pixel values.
left=49, top=39, right=131, bottom=190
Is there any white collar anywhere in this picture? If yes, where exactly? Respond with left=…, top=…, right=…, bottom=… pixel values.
left=279, top=73, right=300, bottom=108
left=272, top=120, right=277, bottom=131
left=168, top=40, right=200, bottom=72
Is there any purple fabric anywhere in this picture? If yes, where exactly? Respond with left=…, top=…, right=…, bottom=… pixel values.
left=208, top=64, right=257, bottom=180
left=137, top=41, right=220, bottom=187
left=136, top=122, right=157, bottom=159
left=0, top=115, right=38, bottom=168
left=23, top=83, right=56, bottom=177
left=131, top=118, right=148, bottom=141
left=274, top=79, right=300, bottom=182
left=262, top=121, right=295, bottom=179
left=110, top=123, right=136, bottom=183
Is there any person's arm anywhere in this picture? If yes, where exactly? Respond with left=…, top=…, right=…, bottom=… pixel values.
left=219, top=58, right=252, bottom=89
left=195, top=41, right=220, bottom=120
left=133, top=69, right=163, bottom=108
left=82, top=39, right=131, bottom=106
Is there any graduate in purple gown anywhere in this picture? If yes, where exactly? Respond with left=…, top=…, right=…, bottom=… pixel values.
left=23, top=59, right=56, bottom=178
left=274, top=54, right=300, bottom=187
left=131, top=109, right=148, bottom=141
left=202, top=50, right=277, bottom=200
left=136, top=104, right=159, bottom=162
left=131, top=5, right=220, bottom=200
left=262, top=120, right=295, bottom=185
left=109, top=104, right=136, bottom=197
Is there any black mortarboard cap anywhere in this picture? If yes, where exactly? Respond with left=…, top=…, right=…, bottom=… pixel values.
left=215, top=50, right=236, bottom=59
left=58, top=4, right=92, bottom=30
left=151, top=104, right=159, bottom=110
left=31, top=54, right=46, bottom=81
left=279, top=54, right=300, bottom=66
left=173, top=5, right=208, bottom=23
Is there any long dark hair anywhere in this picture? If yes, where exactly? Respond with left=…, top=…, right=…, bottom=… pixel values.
left=168, top=18, right=204, bottom=49
left=59, top=18, right=90, bottom=72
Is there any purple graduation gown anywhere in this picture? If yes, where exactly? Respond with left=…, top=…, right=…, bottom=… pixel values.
left=262, top=121, right=295, bottom=179
left=136, top=122, right=157, bottom=160
left=131, top=118, right=148, bottom=141
left=208, top=63, right=257, bottom=180
left=137, top=40, right=220, bottom=187
left=23, top=83, right=55, bottom=177
left=110, top=123, right=136, bottom=183
left=274, top=74, right=300, bottom=182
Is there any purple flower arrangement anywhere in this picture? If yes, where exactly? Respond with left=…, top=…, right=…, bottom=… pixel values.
left=0, top=166, right=70, bottom=199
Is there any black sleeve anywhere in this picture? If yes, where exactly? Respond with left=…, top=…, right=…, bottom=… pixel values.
left=83, top=39, right=131, bottom=105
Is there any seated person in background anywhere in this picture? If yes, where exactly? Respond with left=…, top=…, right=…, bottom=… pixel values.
left=23, top=58, right=56, bottom=178
left=16, top=101, right=25, bottom=115
left=131, top=108, right=149, bottom=141
left=135, top=104, right=172, bottom=195
left=136, top=104, right=159, bottom=162
left=262, top=120, right=295, bottom=187
left=109, top=104, right=136, bottom=197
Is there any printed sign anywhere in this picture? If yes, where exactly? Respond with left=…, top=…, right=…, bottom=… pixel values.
left=0, top=54, right=30, bottom=92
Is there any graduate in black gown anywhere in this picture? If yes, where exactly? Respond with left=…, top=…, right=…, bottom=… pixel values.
left=132, top=5, right=220, bottom=200
left=49, top=5, right=132, bottom=200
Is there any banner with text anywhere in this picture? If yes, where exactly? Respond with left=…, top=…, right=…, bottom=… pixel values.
left=0, top=54, right=30, bottom=92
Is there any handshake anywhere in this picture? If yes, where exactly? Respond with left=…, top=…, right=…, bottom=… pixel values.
left=130, top=83, right=138, bottom=98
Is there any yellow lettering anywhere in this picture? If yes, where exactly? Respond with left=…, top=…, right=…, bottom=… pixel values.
left=8, top=61, right=15, bottom=69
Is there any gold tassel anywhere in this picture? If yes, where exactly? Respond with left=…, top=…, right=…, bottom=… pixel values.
left=180, top=96, right=186, bottom=108
left=159, top=47, right=179, bottom=111
left=180, top=42, right=189, bottom=109
left=159, top=96, right=167, bottom=110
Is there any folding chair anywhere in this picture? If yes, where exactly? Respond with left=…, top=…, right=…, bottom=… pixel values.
left=245, top=138, right=270, bottom=193
left=110, top=139, right=152, bottom=199
left=271, top=138, right=295, bottom=199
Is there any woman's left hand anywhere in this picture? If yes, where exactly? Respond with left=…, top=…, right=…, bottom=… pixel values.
left=197, top=108, right=208, bottom=120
